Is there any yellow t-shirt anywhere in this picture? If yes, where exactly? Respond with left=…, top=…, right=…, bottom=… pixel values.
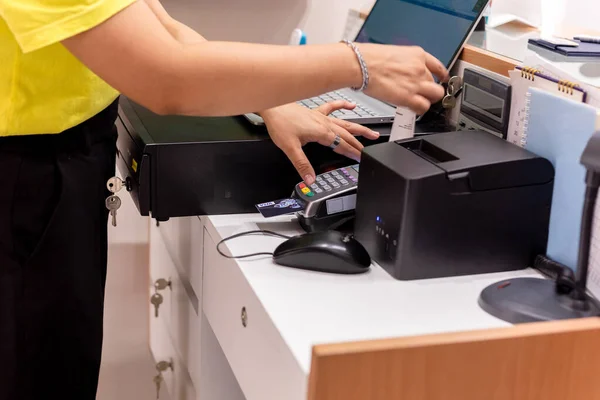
left=0, top=0, right=136, bottom=136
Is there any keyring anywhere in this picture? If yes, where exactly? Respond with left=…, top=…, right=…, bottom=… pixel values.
left=447, top=76, right=463, bottom=96
left=442, top=76, right=464, bottom=109
left=329, top=134, right=341, bottom=149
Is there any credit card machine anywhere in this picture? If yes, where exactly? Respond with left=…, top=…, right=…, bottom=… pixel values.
left=293, top=164, right=359, bottom=233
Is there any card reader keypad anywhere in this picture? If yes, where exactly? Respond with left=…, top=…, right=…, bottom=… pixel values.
left=296, top=165, right=359, bottom=200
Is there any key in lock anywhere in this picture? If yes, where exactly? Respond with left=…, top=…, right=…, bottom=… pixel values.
left=105, top=195, right=122, bottom=227
left=153, top=360, right=173, bottom=399
left=150, top=293, right=163, bottom=318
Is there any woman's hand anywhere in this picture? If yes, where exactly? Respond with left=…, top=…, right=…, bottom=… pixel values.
left=260, top=101, right=380, bottom=185
left=358, top=44, right=448, bottom=115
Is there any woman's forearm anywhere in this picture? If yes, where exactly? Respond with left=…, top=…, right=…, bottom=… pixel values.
left=64, top=0, right=447, bottom=117
left=151, top=4, right=308, bottom=117
left=63, top=0, right=360, bottom=116
left=166, top=19, right=207, bottom=44
left=170, top=41, right=361, bottom=116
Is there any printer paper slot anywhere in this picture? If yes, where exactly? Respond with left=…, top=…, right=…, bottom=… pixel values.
left=399, top=139, right=459, bottom=164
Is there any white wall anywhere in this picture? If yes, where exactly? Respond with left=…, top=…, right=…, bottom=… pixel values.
left=558, top=0, right=600, bottom=35
left=300, top=0, right=375, bottom=44
left=161, top=0, right=375, bottom=44
left=160, top=0, right=307, bottom=44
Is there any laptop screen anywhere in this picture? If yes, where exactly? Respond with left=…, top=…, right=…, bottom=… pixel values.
left=355, top=0, right=488, bottom=69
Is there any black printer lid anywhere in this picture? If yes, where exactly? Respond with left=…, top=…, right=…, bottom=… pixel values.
left=119, top=97, right=271, bottom=146
left=119, top=96, right=399, bottom=147
left=397, top=131, right=554, bottom=191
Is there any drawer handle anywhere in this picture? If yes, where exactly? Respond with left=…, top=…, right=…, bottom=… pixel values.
left=241, top=307, right=248, bottom=328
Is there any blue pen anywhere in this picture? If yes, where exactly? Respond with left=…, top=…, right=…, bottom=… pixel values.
left=289, top=29, right=307, bottom=46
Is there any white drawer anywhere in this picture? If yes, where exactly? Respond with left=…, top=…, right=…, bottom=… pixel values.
left=202, top=227, right=306, bottom=400
left=149, top=223, right=197, bottom=400
left=198, top=311, right=246, bottom=400
left=150, top=305, right=197, bottom=400
left=170, top=263, right=202, bottom=389
left=158, top=217, right=204, bottom=303
left=154, top=218, right=204, bottom=389
left=150, top=222, right=174, bottom=327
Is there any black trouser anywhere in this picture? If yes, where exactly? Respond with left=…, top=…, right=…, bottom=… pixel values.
left=0, top=100, right=119, bottom=400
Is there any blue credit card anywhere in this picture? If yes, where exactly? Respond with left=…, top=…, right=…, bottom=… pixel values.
left=256, top=198, right=305, bottom=218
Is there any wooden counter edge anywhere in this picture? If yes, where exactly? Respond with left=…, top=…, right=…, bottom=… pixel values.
left=308, top=317, right=600, bottom=400
left=461, top=44, right=518, bottom=77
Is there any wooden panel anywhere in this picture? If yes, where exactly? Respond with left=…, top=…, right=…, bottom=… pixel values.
left=460, top=44, right=518, bottom=77
left=308, top=318, right=600, bottom=400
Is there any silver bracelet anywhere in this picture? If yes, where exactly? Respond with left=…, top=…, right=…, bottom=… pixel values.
left=343, top=40, right=369, bottom=92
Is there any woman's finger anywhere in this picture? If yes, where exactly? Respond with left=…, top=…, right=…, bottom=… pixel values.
left=333, top=137, right=361, bottom=162
left=330, top=118, right=380, bottom=140
left=281, top=144, right=316, bottom=184
left=320, top=126, right=361, bottom=162
left=317, top=100, right=356, bottom=116
left=418, top=81, right=445, bottom=103
left=314, top=123, right=361, bottom=153
left=425, top=52, right=449, bottom=82
left=331, top=123, right=364, bottom=153
left=405, top=94, right=431, bottom=116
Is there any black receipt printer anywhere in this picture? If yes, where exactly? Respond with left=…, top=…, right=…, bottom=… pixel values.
left=354, top=130, right=555, bottom=280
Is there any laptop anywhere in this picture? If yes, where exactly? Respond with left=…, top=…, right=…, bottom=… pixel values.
left=245, top=0, right=489, bottom=126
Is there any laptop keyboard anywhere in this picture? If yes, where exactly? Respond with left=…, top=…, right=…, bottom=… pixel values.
left=298, top=91, right=381, bottom=119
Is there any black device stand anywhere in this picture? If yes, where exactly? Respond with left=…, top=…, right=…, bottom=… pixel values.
left=479, top=132, right=600, bottom=323
left=297, top=211, right=355, bottom=234
left=478, top=276, right=600, bottom=323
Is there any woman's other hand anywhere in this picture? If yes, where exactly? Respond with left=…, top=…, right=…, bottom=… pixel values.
left=261, top=101, right=380, bottom=185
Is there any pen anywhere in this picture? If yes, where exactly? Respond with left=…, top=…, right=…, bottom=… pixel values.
left=289, top=29, right=307, bottom=46
left=574, top=35, right=600, bottom=44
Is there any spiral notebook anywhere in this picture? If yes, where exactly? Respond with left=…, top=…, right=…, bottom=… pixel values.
left=523, top=87, right=600, bottom=298
left=507, top=66, right=587, bottom=147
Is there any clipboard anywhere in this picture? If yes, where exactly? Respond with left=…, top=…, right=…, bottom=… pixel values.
left=506, top=66, right=588, bottom=146
left=529, top=38, right=600, bottom=58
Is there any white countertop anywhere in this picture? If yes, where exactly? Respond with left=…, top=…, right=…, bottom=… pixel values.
left=206, top=214, right=543, bottom=374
